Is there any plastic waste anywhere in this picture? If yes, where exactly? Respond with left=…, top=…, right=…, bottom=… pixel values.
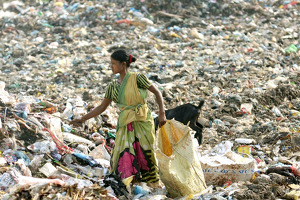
left=272, top=106, right=283, bottom=117
left=27, top=140, right=57, bottom=154
left=134, top=185, right=150, bottom=196
left=61, top=174, right=93, bottom=190
left=156, top=119, right=207, bottom=198
left=290, top=110, right=300, bottom=117
left=39, top=163, right=59, bottom=177
left=89, top=143, right=111, bottom=161
left=11, top=168, right=65, bottom=186
left=237, top=145, right=252, bottom=157
left=63, top=132, right=95, bottom=148
left=0, top=81, right=15, bottom=104
left=48, top=116, right=64, bottom=141
left=3, top=150, right=31, bottom=166
left=0, top=156, right=6, bottom=166
left=15, top=159, right=32, bottom=176
left=61, top=102, right=73, bottom=120
left=240, top=103, right=253, bottom=114
left=0, top=0, right=299, bottom=199
left=0, top=172, right=15, bottom=191
left=29, top=154, right=44, bottom=171
left=62, top=123, right=72, bottom=132
left=72, top=152, right=101, bottom=167
left=235, top=138, right=255, bottom=144
left=285, top=44, right=298, bottom=53
left=199, top=141, right=257, bottom=185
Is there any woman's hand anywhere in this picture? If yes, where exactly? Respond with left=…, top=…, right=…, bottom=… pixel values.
left=158, top=111, right=167, bottom=127
left=70, top=118, right=85, bottom=126
left=70, top=98, right=112, bottom=126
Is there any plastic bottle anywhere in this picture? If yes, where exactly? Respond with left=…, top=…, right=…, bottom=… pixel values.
left=72, top=153, right=101, bottom=167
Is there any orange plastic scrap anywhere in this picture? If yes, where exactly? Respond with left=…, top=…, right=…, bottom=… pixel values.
left=45, top=107, right=56, bottom=114
left=161, top=125, right=173, bottom=156
left=115, top=19, right=132, bottom=24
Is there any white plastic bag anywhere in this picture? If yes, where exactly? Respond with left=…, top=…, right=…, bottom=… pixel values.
left=89, top=143, right=111, bottom=161
left=0, top=81, right=15, bottom=104
left=27, top=140, right=56, bottom=154
left=63, top=132, right=95, bottom=148
left=49, top=115, right=64, bottom=142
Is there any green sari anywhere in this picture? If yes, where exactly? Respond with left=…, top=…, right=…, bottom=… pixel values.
left=110, top=72, right=159, bottom=183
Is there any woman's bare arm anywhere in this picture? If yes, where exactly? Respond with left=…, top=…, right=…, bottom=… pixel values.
left=148, top=85, right=167, bottom=126
left=70, top=98, right=112, bottom=124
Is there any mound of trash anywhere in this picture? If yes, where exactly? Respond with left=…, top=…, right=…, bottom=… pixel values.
left=0, top=0, right=299, bottom=199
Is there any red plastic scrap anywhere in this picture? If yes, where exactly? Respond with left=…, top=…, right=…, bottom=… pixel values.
left=115, top=19, right=132, bottom=24
left=240, top=107, right=250, bottom=114
left=247, top=48, right=254, bottom=53
left=43, top=127, right=74, bottom=154
left=223, top=181, right=232, bottom=188
left=291, top=166, right=300, bottom=177
left=283, top=1, right=297, bottom=9
left=254, top=157, right=262, bottom=164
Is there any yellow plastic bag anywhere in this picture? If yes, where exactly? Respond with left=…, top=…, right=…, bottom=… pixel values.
left=160, top=125, right=172, bottom=157
left=156, top=119, right=207, bottom=198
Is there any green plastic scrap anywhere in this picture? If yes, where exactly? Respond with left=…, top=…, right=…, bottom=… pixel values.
left=107, top=132, right=116, bottom=139
left=42, top=23, right=54, bottom=28
left=9, top=84, right=20, bottom=89
left=285, top=44, right=298, bottom=53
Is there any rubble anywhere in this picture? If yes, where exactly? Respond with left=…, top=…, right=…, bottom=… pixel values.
left=0, top=0, right=299, bottom=199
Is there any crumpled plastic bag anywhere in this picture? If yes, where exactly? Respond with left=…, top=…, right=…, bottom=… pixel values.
left=0, top=81, right=15, bottom=105
left=0, top=168, right=65, bottom=192
left=11, top=168, right=65, bottom=186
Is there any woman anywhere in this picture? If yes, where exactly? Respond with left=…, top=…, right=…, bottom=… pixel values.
left=71, top=49, right=166, bottom=187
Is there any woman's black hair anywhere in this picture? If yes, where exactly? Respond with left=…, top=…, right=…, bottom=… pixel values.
left=111, top=49, right=136, bottom=67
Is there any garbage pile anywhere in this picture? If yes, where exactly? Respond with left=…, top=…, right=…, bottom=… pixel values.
left=0, top=0, right=300, bottom=199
